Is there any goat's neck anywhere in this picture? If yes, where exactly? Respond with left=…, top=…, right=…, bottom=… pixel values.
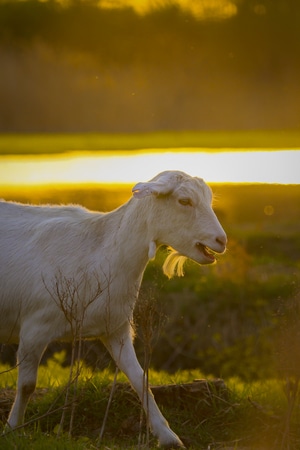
left=106, top=199, right=156, bottom=276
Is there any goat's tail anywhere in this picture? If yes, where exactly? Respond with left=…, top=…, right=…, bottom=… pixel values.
left=162, top=249, right=187, bottom=279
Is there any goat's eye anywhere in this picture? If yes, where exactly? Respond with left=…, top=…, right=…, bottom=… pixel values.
left=178, top=198, right=193, bottom=207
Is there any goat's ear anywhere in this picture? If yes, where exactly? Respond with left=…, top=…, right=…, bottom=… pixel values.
left=132, top=182, right=162, bottom=198
left=132, top=172, right=181, bottom=198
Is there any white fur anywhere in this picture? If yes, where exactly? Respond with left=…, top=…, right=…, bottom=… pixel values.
left=0, top=170, right=226, bottom=447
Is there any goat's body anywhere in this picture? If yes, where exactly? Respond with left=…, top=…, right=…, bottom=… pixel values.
left=0, top=200, right=145, bottom=342
left=0, top=171, right=227, bottom=447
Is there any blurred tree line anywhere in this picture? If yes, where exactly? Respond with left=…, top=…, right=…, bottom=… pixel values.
left=0, top=0, right=300, bottom=132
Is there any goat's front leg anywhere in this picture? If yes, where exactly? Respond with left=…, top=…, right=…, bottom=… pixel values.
left=103, top=330, right=185, bottom=449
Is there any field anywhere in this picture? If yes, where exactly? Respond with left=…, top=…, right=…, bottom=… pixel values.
left=1, top=0, right=300, bottom=444
left=1, top=130, right=300, bottom=154
left=1, top=179, right=300, bottom=448
left=1, top=361, right=300, bottom=450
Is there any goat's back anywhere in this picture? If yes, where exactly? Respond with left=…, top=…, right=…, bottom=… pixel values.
left=0, top=201, right=108, bottom=341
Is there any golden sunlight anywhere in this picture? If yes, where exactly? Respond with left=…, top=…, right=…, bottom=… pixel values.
left=0, top=150, right=299, bottom=186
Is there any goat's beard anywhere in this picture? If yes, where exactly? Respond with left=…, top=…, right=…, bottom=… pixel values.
left=163, top=248, right=187, bottom=279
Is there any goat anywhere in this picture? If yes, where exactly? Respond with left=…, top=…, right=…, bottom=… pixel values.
left=0, top=170, right=226, bottom=448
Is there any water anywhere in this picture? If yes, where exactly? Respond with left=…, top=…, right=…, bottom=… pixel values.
left=0, top=149, right=299, bottom=185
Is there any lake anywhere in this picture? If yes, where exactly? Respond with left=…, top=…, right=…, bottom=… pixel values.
left=0, top=149, right=299, bottom=185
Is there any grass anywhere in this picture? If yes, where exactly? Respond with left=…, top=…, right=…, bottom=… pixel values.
left=1, top=356, right=300, bottom=449
left=0, top=129, right=300, bottom=155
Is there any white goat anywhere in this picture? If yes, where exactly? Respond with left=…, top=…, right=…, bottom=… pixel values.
left=0, top=170, right=226, bottom=448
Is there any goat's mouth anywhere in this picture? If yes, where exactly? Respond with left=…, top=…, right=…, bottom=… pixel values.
left=195, top=242, right=216, bottom=263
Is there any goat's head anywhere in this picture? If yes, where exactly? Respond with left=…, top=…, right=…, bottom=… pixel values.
left=132, top=170, right=227, bottom=277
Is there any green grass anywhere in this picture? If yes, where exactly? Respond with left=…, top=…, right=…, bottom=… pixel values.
left=1, top=356, right=300, bottom=449
left=0, top=130, right=300, bottom=155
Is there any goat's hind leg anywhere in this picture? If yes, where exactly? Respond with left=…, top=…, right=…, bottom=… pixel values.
left=7, top=336, right=48, bottom=430
left=104, top=330, right=185, bottom=448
